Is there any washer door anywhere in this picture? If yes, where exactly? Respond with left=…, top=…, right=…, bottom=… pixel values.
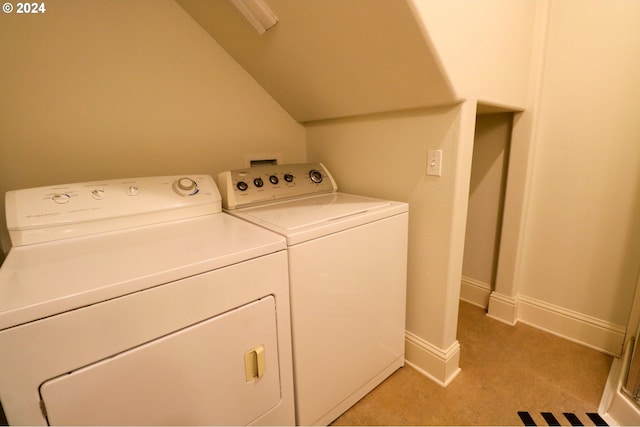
left=39, top=296, right=281, bottom=426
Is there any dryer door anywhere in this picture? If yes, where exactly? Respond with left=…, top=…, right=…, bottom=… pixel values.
left=39, top=296, right=281, bottom=426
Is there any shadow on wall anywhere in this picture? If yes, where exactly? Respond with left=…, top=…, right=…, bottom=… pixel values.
left=462, top=112, right=513, bottom=289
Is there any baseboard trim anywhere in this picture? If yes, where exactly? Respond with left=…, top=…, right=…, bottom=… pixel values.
left=484, top=291, right=625, bottom=355
left=487, top=291, right=518, bottom=326
left=517, top=295, right=625, bottom=357
left=405, top=331, right=461, bottom=387
left=460, top=276, right=491, bottom=308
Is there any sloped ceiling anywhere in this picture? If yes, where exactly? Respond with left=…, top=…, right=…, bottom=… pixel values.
left=175, top=0, right=459, bottom=123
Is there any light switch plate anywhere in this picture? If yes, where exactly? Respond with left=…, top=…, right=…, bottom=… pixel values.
left=427, top=150, right=443, bottom=176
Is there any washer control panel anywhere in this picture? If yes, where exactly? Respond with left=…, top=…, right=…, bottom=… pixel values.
left=217, top=163, right=337, bottom=210
left=6, top=175, right=222, bottom=246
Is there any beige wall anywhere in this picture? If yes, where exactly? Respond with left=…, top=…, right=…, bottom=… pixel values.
left=515, top=0, right=640, bottom=326
left=417, top=0, right=639, bottom=353
left=176, top=0, right=458, bottom=122
left=463, top=113, right=512, bottom=285
left=308, top=0, right=640, bottom=374
left=306, top=0, right=536, bottom=381
left=411, top=0, right=537, bottom=111
left=0, top=0, right=306, bottom=253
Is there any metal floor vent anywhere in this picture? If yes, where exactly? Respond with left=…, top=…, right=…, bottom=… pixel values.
left=517, top=411, right=608, bottom=426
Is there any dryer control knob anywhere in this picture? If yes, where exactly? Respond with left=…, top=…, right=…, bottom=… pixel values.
left=174, top=177, right=198, bottom=196
left=237, top=181, right=249, bottom=191
left=52, top=193, right=71, bottom=204
left=284, top=173, right=294, bottom=183
left=126, top=186, right=139, bottom=196
left=309, top=169, right=323, bottom=184
left=91, top=189, right=105, bottom=200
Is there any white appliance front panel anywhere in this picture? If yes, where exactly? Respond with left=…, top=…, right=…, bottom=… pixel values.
left=0, top=251, right=294, bottom=426
left=41, top=296, right=280, bottom=426
left=288, top=213, right=408, bottom=425
left=0, top=214, right=285, bottom=331
left=231, top=193, right=408, bottom=245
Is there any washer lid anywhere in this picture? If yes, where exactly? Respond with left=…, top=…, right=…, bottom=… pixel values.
left=230, top=192, right=408, bottom=245
left=0, top=214, right=285, bottom=331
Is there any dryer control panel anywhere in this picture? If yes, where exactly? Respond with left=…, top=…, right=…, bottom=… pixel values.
left=218, top=163, right=337, bottom=210
left=6, top=175, right=222, bottom=246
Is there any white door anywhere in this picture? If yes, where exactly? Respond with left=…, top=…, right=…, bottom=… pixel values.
left=40, top=296, right=281, bottom=426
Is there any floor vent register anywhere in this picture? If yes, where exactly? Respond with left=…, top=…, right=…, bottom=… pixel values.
left=518, top=411, right=608, bottom=426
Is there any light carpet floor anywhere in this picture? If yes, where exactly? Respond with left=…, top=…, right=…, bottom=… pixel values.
left=331, top=301, right=613, bottom=426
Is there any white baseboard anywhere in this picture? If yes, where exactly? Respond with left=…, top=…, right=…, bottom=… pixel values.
left=483, top=291, right=625, bottom=356
left=517, top=295, right=626, bottom=357
left=460, top=276, right=491, bottom=308
left=405, top=331, right=461, bottom=387
left=487, top=291, right=518, bottom=326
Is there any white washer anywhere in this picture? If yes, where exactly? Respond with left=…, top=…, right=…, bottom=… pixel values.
left=0, top=175, right=295, bottom=426
left=218, top=163, right=408, bottom=426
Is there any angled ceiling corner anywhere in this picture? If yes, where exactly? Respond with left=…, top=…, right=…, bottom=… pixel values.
left=175, top=0, right=459, bottom=123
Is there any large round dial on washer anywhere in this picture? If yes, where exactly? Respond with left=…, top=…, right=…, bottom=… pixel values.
left=173, top=177, right=199, bottom=196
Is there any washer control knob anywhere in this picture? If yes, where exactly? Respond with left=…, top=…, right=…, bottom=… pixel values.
left=237, top=181, right=249, bottom=191
left=91, top=189, right=105, bottom=200
left=52, top=193, right=71, bottom=204
left=284, top=173, right=294, bottom=183
left=126, top=185, right=139, bottom=196
left=269, top=175, right=279, bottom=185
left=174, top=177, right=198, bottom=196
left=254, top=177, right=264, bottom=188
left=309, top=169, right=323, bottom=184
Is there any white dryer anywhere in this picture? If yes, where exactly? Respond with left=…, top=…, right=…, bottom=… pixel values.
left=218, top=163, right=408, bottom=426
left=0, top=175, right=295, bottom=426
